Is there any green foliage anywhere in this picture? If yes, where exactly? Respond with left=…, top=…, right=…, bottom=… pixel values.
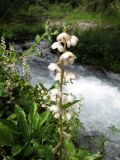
left=73, top=27, right=120, bottom=72
left=0, top=31, right=103, bottom=159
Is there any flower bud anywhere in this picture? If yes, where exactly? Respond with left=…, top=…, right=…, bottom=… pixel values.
left=65, top=112, right=72, bottom=121
left=54, top=113, right=60, bottom=119
left=51, top=42, right=64, bottom=52
left=50, top=105, right=60, bottom=113
left=48, top=63, right=61, bottom=72
left=70, top=35, right=79, bottom=46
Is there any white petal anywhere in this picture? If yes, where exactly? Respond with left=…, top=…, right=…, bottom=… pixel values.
left=65, top=72, right=76, bottom=82
left=58, top=45, right=65, bottom=52
left=48, top=63, right=61, bottom=72
left=50, top=95, right=57, bottom=102
left=51, top=88, right=60, bottom=96
left=57, top=32, right=70, bottom=42
left=59, top=52, right=76, bottom=65
left=54, top=72, right=61, bottom=81
left=67, top=40, right=71, bottom=48
left=50, top=105, right=60, bottom=113
left=66, top=113, right=72, bottom=121
left=54, top=113, right=60, bottom=119
left=71, top=35, right=79, bottom=46
left=67, top=94, right=76, bottom=102
left=51, top=42, right=60, bottom=49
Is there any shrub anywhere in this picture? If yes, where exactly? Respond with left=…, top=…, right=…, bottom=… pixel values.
left=72, top=27, right=120, bottom=72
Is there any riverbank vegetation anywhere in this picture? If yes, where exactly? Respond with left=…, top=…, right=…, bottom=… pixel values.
left=0, top=29, right=103, bottom=159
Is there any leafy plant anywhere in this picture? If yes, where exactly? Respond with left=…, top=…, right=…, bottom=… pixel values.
left=0, top=27, right=103, bottom=160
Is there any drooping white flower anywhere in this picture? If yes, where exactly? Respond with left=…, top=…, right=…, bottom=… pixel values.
left=67, top=94, right=76, bottom=103
left=48, top=63, right=61, bottom=72
left=59, top=51, right=76, bottom=65
left=58, top=45, right=65, bottom=52
left=70, top=35, right=79, bottom=46
left=57, top=32, right=70, bottom=42
left=51, top=42, right=64, bottom=52
left=51, top=88, right=60, bottom=97
left=54, top=113, right=60, bottom=119
left=51, top=42, right=60, bottom=49
left=66, top=40, right=71, bottom=48
left=65, top=72, right=76, bottom=83
left=65, top=112, right=72, bottom=121
left=50, top=88, right=61, bottom=101
left=54, top=72, right=61, bottom=81
left=50, top=105, right=60, bottom=113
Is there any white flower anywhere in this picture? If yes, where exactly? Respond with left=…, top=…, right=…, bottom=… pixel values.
left=54, top=113, right=60, bottom=119
left=50, top=105, right=60, bottom=113
left=48, top=63, right=61, bottom=72
left=54, top=72, right=61, bottom=81
left=67, top=94, right=76, bottom=103
left=57, top=32, right=70, bottom=42
left=42, top=104, right=47, bottom=108
left=51, top=42, right=64, bottom=52
left=50, top=88, right=60, bottom=101
left=51, top=88, right=60, bottom=97
left=59, top=51, right=76, bottom=65
left=66, top=40, right=71, bottom=48
left=43, top=96, right=47, bottom=100
left=51, top=42, right=60, bottom=49
left=65, top=112, right=72, bottom=121
left=50, top=95, right=57, bottom=102
left=70, top=35, right=79, bottom=46
left=65, top=72, right=76, bottom=83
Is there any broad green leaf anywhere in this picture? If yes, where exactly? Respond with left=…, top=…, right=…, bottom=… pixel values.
left=64, top=139, right=75, bottom=154
left=15, top=105, right=29, bottom=140
left=38, top=110, right=50, bottom=128
left=24, top=145, right=33, bottom=156
left=77, top=149, right=102, bottom=160
left=0, top=119, right=19, bottom=134
left=3, top=156, right=14, bottom=160
left=28, top=102, right=38, bottom=136
left=11, top=145, right=23, bottom=156
left=7, top=114, right=17, bottom=120
left=82, top=155, right=103, bottom=160
left=9, top=52, right=17, bottom=63
left=62, top=100, right=80, bottom=109
left=0, top=122, right=14, bottom=146
left=77, top=149, right=91, bottom=157
left=29, top=102, right=38, bottom=118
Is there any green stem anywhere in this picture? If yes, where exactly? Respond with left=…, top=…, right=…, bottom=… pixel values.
left=59, top=60, right=64, bottom=160
left=59, top=37, right=67, bottom=160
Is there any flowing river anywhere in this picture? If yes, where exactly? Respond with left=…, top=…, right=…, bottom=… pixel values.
left=16, top=41, right=120, bottom=160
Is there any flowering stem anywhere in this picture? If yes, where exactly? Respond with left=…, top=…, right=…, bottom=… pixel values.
left=59, top=38, right=66, bottom=160
left=59, top=60, right=64, bottom=160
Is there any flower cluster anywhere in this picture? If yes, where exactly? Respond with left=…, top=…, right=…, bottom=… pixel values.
left=48, top=31, right=82, bottom=121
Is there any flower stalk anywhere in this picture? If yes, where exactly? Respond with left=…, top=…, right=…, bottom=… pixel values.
left=59, top=60, right=64, bottom=160
left=48, top=29, right=81, bottom=160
